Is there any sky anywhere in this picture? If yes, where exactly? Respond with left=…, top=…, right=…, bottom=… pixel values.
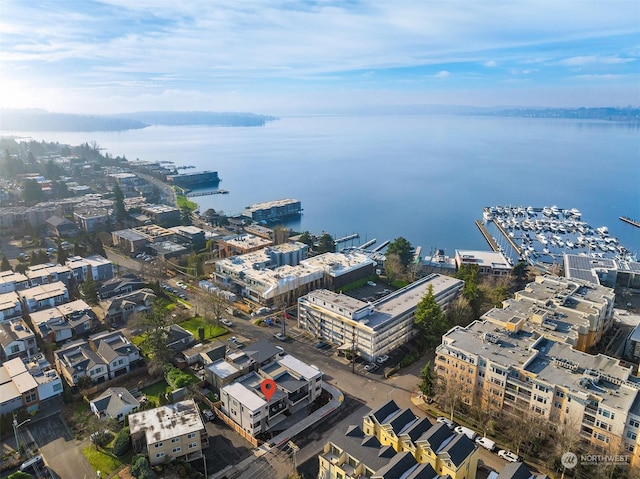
left=1, top=0, right=639, bottom=115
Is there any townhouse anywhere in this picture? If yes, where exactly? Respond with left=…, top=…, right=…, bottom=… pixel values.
left=0, top=291, right=23, bottom=323
left=0, top=270, right=30, bottom=294
left=0, top=319, right=37, bottom=361
left=18, top=282, right=70, bottom=313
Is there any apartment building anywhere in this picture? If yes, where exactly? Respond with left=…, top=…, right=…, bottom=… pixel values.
left=436, top=319, right=640, bottom=463
left=217, top=233, right=272, bottom=258
left=319, top=399, right=478, bottom=479
left=129, top=399, right=208, bottom=466
left=73, top=208, right=110, bottom=233
left=65, top=255, right=114, bottom=282
left=298, top=274, right=464, bottom=361
left=141, top=204, right=180, bottom=227
left=25, top=263, right=72, bottom=288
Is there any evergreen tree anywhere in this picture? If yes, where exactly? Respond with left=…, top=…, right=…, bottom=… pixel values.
left=386, top=237, right=414, bottom=267
left=419, top=361, right=435, bottom=397
left=113, top=184, right=126, bottom=222
left=56, top=239, right=69, bottom=265
left=414, top=284, right=448, bottom=347
left=22, top=179, right=43, bottom=204
left=0, top=255, right=11, bottom=271
left=298, top=231, right=314, bottom=248
left=316, top=232, right=336, bottom=253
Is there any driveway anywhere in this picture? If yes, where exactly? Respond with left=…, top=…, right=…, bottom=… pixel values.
left=27, top=414, right=95, bottom=479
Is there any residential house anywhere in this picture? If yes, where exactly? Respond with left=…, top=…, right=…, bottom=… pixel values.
left=129, top=399, right=208, bottom=466
left=54, top=340, right=109, bottom=386
left=100, top=288, right=156, bottom=326
left=0, top=319, right=37, bottom=361
left=98, top=274, right=145, bottom=300
left=29, top=300, right=97, bottom=344
left=219, top=350, right=322, bottom=436
left=166, top=324, right=195, bottom=352
left=90, top=387, right=140, bottom=422
left=0, top=291, right=23, bottom=323
left=18, top=282, right=69, bottom=313
left=0, top=358, right=40, bottom=415
left=23, top=355, right=64, bottom=404
left=492, top=463, right=549, bottom=479
left=46, top=215, right=79, bottom=237
left=89, top=329, right=141, bottom=379
left=181, top=340, right=226, bottom=366
left=0, top=270, right=30, bottom=294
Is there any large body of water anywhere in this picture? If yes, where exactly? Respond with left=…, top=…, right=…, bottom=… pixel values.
left=5, top=115, right=639, bottom=257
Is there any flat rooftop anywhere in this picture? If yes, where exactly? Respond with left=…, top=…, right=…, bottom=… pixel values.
left=244, top=198, right=300, bottom=213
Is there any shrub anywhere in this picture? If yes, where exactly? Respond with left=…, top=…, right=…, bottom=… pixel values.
left=112, top=426, right=131, bottom=456
left=131, top=456, right=156, bottom=479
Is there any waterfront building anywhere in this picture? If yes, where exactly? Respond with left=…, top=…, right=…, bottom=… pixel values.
left=300, top=251, right=376, bottom=290
left=454, top=249, right=512, bottom=276
left=435, top=319, right=640, bottom=464
left=564, top=253, right=640, bottom=289
left=166, top=170, right=219, bottom=188
left=297, top=274, right=464, bottom=361
left=129, top=399, right=208, bottom=466
left=482, top=275, right=615, bottom=352
left=242, top=198, right=302, bottom=224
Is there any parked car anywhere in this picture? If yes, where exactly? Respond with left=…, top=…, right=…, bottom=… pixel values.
left=475, top=436, right=496, bottom=451
left=367, top=281, right=377, bottom=287
left=314, top=340, right=330, bottom=349
left=364, top=363, right=378, bottom=372
left=228, top=336, right=238, bottom=343
left=376, top=355, right=389, bottom=364
left=436, top=417, right=455, bottom=429
left=273, top=332, right=286, bottom=341
left=498, top=449, right=520, bottom=463
left=454, top=425, right=477, bottom=441
left=20, top=455, right=44, bottom=473
left=221, top=319, right=233, bottom=327
left=202, top=409, right=215, bottom=422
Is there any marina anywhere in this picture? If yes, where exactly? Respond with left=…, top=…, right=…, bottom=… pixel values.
left=479, top=205, right=636, bottom=266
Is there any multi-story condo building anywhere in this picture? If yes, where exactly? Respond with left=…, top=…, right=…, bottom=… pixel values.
left=141, top=204, right=180, bottom=227
left=217, top=233, right=272, bottom=258
left=436, top=319, right=640, bottom=465
left=481, top=275, right=615, bottom=353
left=129, top=399, right=208, bottom=466
left=18, top=282, right=69, bottom=313
left=24, top=263, right=72, bottom=288
left=298, top=274, right=464, bottom=361
left=319, top=399, right=479, bottom=479
left=564, top=252, right=640, bottom=289
left=73, top=208, right=110, bottom=233
left=220, top=352, right=323, bottom=436
left=242, top=198, right=302, bottom=224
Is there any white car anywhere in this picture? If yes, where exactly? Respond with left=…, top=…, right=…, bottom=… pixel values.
left=376, top=355, right=389, bottom=364
left=221, top=319, right=233, bottom=327
left=475, top=436, right=496, bottom=451
left=498, top=449, right=520, bottom=463
left=454, top=425, right=477, bottom=441
left=228, top=336, right=238, bottom=343
left=367, top=281, right=377, bottom=287
left=436, top=417, right=455, bottom=429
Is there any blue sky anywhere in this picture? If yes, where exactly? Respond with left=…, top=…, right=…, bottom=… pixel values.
left=1, top=0, right=638, bottom=114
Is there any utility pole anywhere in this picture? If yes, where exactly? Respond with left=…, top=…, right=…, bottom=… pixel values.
left=13, top=415, right=30, bottom=456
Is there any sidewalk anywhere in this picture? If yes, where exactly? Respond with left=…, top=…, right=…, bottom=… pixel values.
left=210, top=382, right=344, bottom=479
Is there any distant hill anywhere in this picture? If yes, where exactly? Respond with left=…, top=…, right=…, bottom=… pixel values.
left=483, top=107, right=640, bottom=122
left=0, top=109, right=279, bottom=132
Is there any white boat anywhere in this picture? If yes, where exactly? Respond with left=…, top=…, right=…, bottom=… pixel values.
left=543, top=248, right=550, bottom=254
left=551, top=205, right=560, bottom=216
left=597, top=226, right=609, bottom=236
left=483, top=210, right=493, bottom=222
left=566, top=241, right=574, bottom=249
left=542, top=206, right=553, bottom=217
left=569, top=208, right=581, bottom=218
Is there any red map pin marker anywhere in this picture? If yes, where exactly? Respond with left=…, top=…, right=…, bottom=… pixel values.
left=260, top=378, right=276, bottom=402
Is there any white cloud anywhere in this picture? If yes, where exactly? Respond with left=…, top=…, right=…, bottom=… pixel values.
left=484, top=60, right=497, bottom=67
left=435, top=71, right=451, bottom=78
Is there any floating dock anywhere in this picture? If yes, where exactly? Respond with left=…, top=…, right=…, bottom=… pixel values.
left=186, top=189, right=229, bottom=197
left=475, top=220, right=500, bottom=252
left=620, top=216, right=640, bottom=228
left=335, top=233, right=360, bottom=244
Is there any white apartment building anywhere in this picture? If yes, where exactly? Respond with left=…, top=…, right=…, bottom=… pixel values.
left=0, top=270, right=30, bottom=294
left=298, top=273, right=464, bottom=361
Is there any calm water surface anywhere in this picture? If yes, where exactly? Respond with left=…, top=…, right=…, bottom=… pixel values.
left=6, top=115, right=639, bottom=256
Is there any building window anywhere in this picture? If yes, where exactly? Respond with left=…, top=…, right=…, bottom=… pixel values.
left=189, top=442, right=198, bottom=449
left=172, top=447, right=181, bottom=453
left=171, top=437, right=180, bottom=443
left=630, top=419, right=640, bottom=428
left=627, top=431, right=637, bottom=440
left=187, top=432, right=196, bottom=439
left=556, top=391, right=565, bottom=398
left=154, top=442, right=164, bottom=448
left=156, top=452, right=165, bottom=458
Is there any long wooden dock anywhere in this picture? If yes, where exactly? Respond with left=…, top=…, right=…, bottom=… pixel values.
left=620, top=216, right=640, bottom=228
left=186, top=189, right=229, bottom=197
left=475, top=220, right=500, bottom=252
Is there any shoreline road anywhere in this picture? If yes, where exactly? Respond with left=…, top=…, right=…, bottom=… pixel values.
left=137, top=172, right=177, bottom=207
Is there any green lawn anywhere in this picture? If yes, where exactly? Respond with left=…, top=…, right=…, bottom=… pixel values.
left=180, top=316, right=227, bottom=340
left=141, top=380, right=170, bottom=406
left=83, top=445, right=126, bottom=476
